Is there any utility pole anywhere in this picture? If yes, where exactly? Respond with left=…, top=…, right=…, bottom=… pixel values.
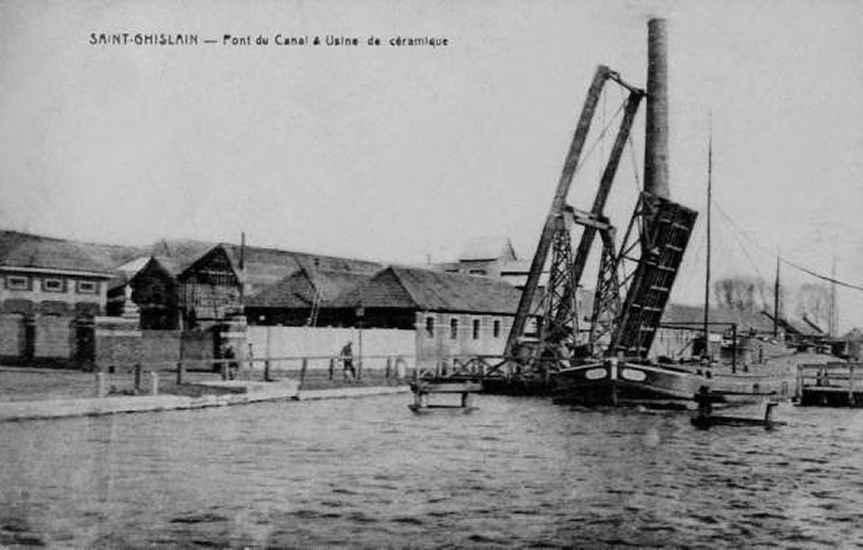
left=830, top=253, right=838, bottom=338
left=773, top=251, right=781, bottom=338
left=702, top=117, right=712, bottom=359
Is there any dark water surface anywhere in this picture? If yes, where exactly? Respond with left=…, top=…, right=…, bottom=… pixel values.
left=1, top=395, right=862, bottom=548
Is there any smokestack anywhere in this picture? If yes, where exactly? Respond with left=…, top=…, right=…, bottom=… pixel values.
left=644, top=17, right=670, bottom=199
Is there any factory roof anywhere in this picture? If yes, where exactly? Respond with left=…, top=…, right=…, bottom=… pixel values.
left=329, top=265, right=523, bottom=314
left=246, top=267, right=371, bottom=308
left=180, top=243, right=382, bottom=297
left=661, top=304, right=777, bottom=333
left=0, top=230, right=140, bottom=277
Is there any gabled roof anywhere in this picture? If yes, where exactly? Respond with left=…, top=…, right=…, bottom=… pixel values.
left=148, top=239, right=215, bottom=261
left=246, top=267, right=371, bottom=308
left=0, top=230, right=140, bottom=276
left=329, top=266, right=523, bottom=314
left=109, top=241, right=215, bottom=291
left=458, top=236, right=518, bottom=262
left=182, top=243, right=383, bottom=296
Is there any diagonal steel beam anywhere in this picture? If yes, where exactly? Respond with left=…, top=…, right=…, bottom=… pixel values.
left=505, top=65, right=613, bottom=357
left=561, top=89, right=644, bottom=317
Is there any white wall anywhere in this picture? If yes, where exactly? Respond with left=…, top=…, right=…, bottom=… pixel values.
left=246, top=325, right=415, bottom=371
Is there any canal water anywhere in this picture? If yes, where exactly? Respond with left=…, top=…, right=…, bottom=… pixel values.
left=1, top=395, right=862, bottom=548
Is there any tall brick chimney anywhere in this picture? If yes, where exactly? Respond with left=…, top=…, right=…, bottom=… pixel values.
left=644, top=18, right=670, bottom=199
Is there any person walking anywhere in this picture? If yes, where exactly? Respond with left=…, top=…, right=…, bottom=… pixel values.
left=341, top=341, right=356, bottom=379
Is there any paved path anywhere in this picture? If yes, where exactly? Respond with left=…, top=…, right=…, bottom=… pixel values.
left=0, top=382, right=410, bottom=422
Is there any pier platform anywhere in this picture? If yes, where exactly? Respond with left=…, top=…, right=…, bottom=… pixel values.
left=798, top=363, right=863, bottom=407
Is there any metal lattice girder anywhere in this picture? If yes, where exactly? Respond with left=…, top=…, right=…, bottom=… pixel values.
left=608, top=192, right=698, bottom=357
left=589, top=228, right=622, bottom=354
left=505, top=65, right=615, bottom=358
left=535, top=218, right=579, bottom=365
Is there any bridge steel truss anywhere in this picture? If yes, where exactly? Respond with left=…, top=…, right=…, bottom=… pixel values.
left=504, top=64, right=645, bottom=373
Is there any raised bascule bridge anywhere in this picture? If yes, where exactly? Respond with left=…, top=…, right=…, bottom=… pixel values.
left=413, top=19, right=701, bottom=406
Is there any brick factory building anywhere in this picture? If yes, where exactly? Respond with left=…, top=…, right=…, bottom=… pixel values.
left=0, top=230, right=139, bottom=364
left=326, top=266, right=523, bottom=362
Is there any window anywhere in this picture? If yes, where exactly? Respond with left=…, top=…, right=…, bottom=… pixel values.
left=450, top=318, right=459, bottom=340
left=42, top=278, right=65, bottom=292
left=5, top=275, right=29, bottom=290
left=472, top=319, right=480, bottom=340
left=76, top=281, right=98, bottom=294
left=425, top=316, right=435, bottom=338
left=493, top=319, right=501, bottom=338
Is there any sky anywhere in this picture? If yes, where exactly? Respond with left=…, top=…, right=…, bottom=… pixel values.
left=2, top=0, right=863, bottom=329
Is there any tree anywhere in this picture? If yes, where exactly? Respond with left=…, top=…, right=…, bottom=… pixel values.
left=714, top=276, right=764, bottom=312
left=795, top=283, right=830, bottom=330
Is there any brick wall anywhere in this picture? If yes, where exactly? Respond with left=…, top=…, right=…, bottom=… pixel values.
left=94, top=316, right=142, bottom=368
left=141, top=330, right=182, bottom=364
left=0, top=314, right=26, bottom=358
left=180, top=329, right=216, bottom=362
left=33, top=315, right=75, bottom=359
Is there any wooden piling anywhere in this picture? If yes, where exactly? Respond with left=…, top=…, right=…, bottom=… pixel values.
left=95, top=372, right=106, bottom=398
left=150, top=371, right=159, bottom=396
left=299, top=358, right=308, bottom=390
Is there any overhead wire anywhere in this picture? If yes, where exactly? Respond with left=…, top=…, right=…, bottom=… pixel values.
left=712, top=199, right=863, bottom=293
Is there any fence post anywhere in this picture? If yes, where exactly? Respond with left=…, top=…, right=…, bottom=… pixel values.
left=300, top=358, right=308, bottom=390
left=95, top=371, right=106, bottom=398
left=134, top=363, right=142, bottom=392
left=150, top=371, right=159, bottom=396
left=329, top=357, right=335, bottom=380
left=176, top=361, right=185, bottom=385
left=795, top=366, right=802, bottom=401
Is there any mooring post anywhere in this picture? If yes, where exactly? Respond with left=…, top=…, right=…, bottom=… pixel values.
left=764, top=402, right=777, bottom=425
left=150, top=371, right=159, bottom=396
left=299, top=358, right=308, bottom=390
left=264, top=358, right=271, bottom=382
left=95, top=371, right=106, bottom=398
left=133, top=363, right=142, bottom=392
left=461, top=391, right=474, bottom=408
left=385, top=357, right=392, bottom=379
left=328, top=357, right=335, bottom=380
left=176, top=361, right=185, bottom=385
